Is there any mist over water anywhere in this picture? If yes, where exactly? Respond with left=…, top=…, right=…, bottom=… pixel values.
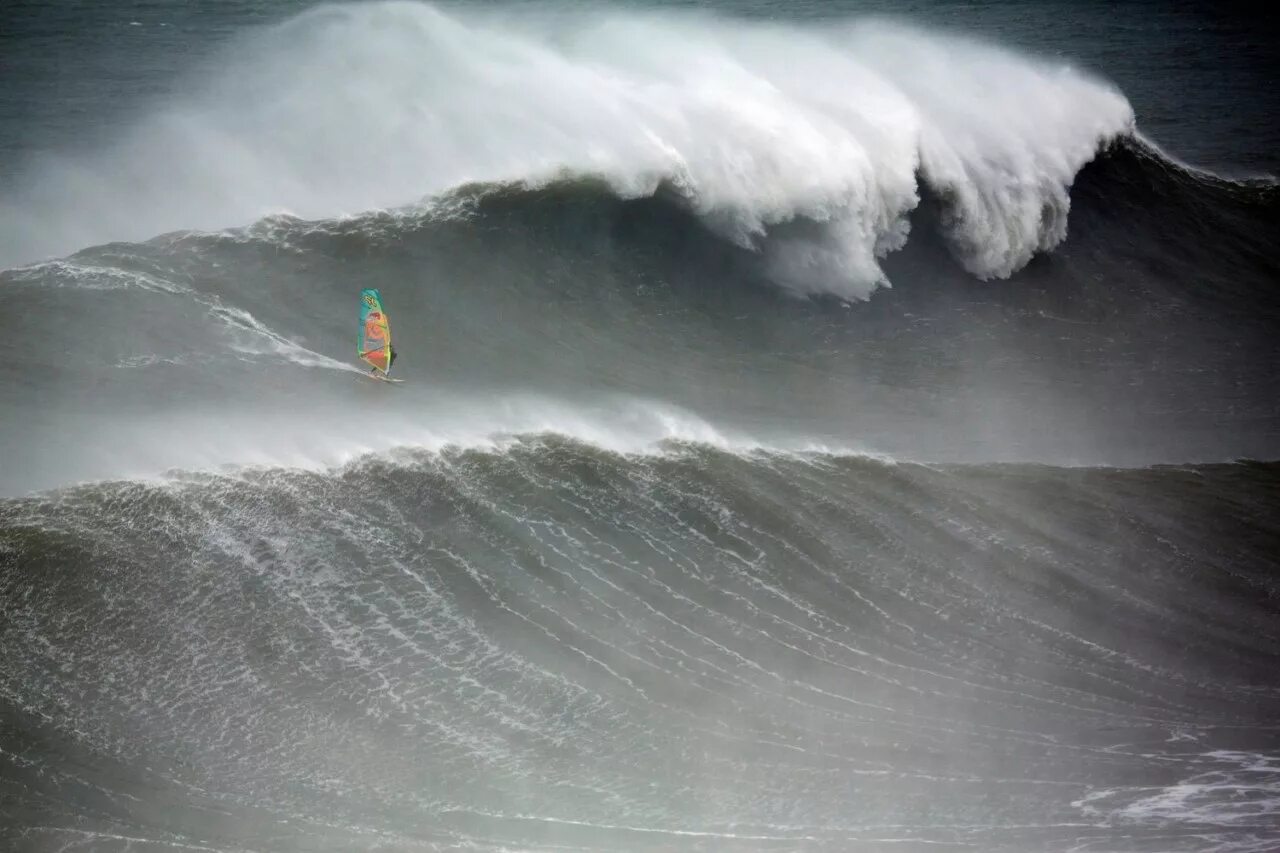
left=2, top=2, right=1279, bottom=851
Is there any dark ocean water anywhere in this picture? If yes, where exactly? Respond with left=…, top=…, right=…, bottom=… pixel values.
left=2, top=2, right=1279, bottom=851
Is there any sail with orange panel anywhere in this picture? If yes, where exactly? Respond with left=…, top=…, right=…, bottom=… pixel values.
left=358, top=288, right=394, bottom=375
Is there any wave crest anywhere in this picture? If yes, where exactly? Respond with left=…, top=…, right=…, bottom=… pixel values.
left=0, top=2, right=1133, bottom=298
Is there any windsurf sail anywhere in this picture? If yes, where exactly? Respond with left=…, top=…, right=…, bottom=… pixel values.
left=358, top=288, right=393, bottom=374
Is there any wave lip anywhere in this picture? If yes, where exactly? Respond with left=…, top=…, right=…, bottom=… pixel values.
left=0, top=392, right=890, bottom=497
left=0, top=3, right=1132, bottom=298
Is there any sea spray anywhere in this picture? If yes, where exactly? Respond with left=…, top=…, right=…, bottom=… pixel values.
left=0, top=3, right=1132, bottom=298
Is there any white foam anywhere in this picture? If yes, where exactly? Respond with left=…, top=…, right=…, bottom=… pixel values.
left=1074, top=750, right=1280, bottom=832
left=0, top=3, right=1133, bottom=299
left=209, top=303, right=361, bottom=373
left=5, top=260, right=190, bottom=293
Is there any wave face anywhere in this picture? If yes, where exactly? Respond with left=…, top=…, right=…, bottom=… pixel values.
left=2, top=2, right=1280, bottom=851
left=4, top=447, right=1280, bottom=852
left=1, top=137, right=1276, bottom=489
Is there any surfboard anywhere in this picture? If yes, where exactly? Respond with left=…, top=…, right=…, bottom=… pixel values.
left=358, top=288, right=400, bottom=380
left=365, top=372, right=405, bottom=383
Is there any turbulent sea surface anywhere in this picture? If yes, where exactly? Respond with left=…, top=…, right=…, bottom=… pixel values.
left=2, top=2, right=1279, bottom=850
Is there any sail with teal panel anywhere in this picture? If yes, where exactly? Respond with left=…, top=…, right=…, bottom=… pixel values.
left=358, top=288, right=393, bottom=374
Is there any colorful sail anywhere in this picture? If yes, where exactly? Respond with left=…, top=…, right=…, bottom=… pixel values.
left=358, top=288, right=392, bottom=373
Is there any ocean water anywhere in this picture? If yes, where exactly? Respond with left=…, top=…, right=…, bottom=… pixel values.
left=1, top=2, right=1278, bottom=850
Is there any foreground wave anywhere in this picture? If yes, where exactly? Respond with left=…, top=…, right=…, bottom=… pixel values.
left=3, top=438, right=1279, bottom=851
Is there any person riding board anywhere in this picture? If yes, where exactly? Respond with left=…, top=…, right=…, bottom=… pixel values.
left=359, top=290, right=400, bottom=380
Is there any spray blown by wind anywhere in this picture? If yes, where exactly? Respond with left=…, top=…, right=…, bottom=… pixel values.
left=0, top=2, right=1133, bottom=298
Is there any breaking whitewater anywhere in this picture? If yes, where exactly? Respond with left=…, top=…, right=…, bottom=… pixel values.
left=2, top=3, right=1278, bottom=851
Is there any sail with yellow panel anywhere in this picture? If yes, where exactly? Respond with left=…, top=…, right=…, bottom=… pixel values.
left=358, top=288, right=393, bottom=375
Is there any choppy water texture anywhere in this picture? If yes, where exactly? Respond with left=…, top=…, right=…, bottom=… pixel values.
left=1, top=1, right=1279, bottom=850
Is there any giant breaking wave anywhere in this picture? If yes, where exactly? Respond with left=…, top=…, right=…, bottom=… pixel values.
left=0, top=2, right=1135, bottom=298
